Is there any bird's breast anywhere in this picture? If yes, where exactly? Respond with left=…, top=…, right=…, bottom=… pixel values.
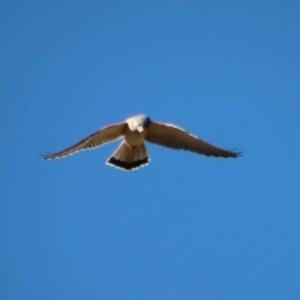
left=124, top=127, right=147, bottom=147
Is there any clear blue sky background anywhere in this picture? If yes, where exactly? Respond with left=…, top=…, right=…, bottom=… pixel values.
left=1, top=1, right=300, bottom=299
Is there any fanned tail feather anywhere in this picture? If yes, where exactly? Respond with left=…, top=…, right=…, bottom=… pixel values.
left=106, top=141, right=150, bottom=171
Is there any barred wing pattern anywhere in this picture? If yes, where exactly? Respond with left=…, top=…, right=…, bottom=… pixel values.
left=43, top=123, right=126, bottom=160
left=145, top=122, right=240, bottom=158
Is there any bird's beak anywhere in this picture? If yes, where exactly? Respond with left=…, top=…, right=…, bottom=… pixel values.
left=137, top=125, right=144, bottom=133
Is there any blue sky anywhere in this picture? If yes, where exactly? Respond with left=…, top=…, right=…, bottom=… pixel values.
left=1, top=1, right=300, bottom=299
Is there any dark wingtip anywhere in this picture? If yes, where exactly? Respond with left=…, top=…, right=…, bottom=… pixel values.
left=41, top=151, right=53, bottom=160
left=205, top=149, right=243, bottom=158
left=230, top=149, right=243, bottom=158
left=107, top=157, right=150, bottom=171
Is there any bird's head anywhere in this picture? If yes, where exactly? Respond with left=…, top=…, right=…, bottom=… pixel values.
left=131, top=115, right=151, bottom=132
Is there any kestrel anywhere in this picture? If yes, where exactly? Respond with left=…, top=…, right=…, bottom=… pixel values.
left=43, top=115, right=241, bottom=171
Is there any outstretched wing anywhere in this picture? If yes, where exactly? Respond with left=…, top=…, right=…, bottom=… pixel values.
left=43, top=123, right=126, bottom=160
left=145, top=122, right=240, bottom=158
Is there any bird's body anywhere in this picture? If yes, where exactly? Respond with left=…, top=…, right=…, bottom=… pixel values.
left=124, top=124, right=147, bottom=148
left=43, top=114, right=241, bottom=171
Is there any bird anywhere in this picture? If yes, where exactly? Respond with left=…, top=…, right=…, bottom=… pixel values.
left=43, top=114, right=241, bottom=171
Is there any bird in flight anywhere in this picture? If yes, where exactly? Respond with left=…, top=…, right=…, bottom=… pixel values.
left=43, top=114, right=241, bottom=171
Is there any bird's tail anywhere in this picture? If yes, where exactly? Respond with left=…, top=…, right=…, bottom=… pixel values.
left=106, top=141, right=150, bottom=171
